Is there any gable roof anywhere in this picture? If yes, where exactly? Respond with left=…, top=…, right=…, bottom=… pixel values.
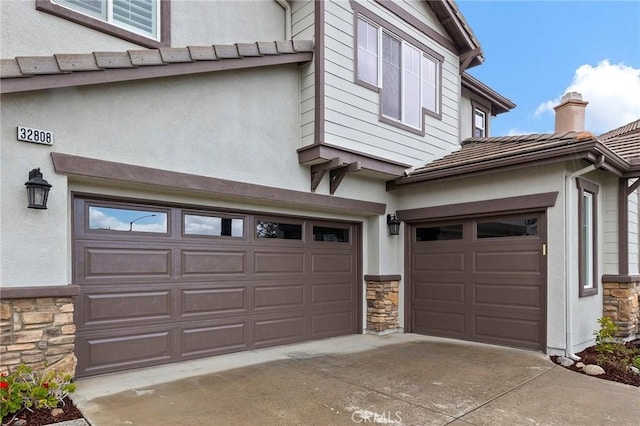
left=390, top=120, right=640, bottom=188
left=0, top=40, right=314, bottom=94
left=599, top=118, right=640, bottom=140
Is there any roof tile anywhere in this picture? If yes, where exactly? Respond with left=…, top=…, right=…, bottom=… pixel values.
left=257, top=41, right=279, bottom=55
left=55, top=54, right=101, bottom=72
left=293, top=39, right=314, bottom=52
left=599, top=119, right=640, bottom=140
left=128, top=49, right=164, bottom=66
left=237, top=43, right=261, bottom=57
left=214, top=45, right=240, bottom=59
left=16, top=56, right=63, bottom=75
left=93, top=52, right=136, bottom=68
left=187, top=46, right=218, bottom=61
left=0, top=59, right=31, bottom=78
left=276, top=40, right=295, bottom=54
left=159, top=48, right=193, bottom=63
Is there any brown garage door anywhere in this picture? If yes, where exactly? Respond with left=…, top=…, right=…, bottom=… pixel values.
left=73, top=197, right=360, bottom=377
left=409, top=213, right=546, bottom=350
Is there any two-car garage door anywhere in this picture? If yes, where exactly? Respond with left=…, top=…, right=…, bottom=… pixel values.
left=73, top=197, right=359, bottom=377
left=409, top=213, right=547, bottom=351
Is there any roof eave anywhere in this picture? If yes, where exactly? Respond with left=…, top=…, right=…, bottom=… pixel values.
left=461, top=72, right=516, bottom=115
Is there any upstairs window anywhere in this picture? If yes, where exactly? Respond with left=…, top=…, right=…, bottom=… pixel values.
left=37, top=0, right=168, bottom=48
left=355, top=15, right=442, bottom=134
left=474, top=108, right=486, bottom=137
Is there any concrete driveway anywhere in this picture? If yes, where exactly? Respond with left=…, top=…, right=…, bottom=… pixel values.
left=72, top=334, right=639, bottom=425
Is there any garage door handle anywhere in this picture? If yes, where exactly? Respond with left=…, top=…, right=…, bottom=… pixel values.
left=542, top=243, right=546, bottom=256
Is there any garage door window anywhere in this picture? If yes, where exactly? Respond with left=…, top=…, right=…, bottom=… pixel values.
left=416, top=224, right=463, bottom=241
left=256, top=221, right=302, bottom=239
left=476, top=217, right=538, bottom=239
left=184, top=214, right=243, bottom=237
left=313, top=226, right=349, bottom=242
left=88, top=206, right=167, bottom=233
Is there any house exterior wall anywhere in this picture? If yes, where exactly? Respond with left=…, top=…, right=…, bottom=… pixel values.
left=321, top=0, right=461, bottom=166
left=0, top=0, right=286, bottom=58
left=460, top=87, right=492, bottom=140
left=291, top=0, right=316, bottom=147
left=603, top=175, right=619, bottom=274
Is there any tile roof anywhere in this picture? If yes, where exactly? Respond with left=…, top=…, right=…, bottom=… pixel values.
left=407, top=131, right=595, bottom=177
left=1, top=40, right=314, bottom=93
left=598, top=118, right=640, bottom=140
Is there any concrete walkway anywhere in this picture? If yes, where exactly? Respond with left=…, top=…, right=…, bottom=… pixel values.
left=72, top=334, right=639, bottom=425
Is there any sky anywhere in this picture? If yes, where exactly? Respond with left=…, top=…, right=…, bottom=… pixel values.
left=456, top=0, right=640, bottom=136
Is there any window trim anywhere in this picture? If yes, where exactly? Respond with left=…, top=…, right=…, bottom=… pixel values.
left=577, top=178, right=599, bottom=297
left=353, top=8, right=444, bottom=135
left=36, top=0, right=171, bottom=48
left=472, top=102, right=489, bottom=138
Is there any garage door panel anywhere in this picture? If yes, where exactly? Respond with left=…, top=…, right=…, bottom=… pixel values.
left=181, top=287, right=247, bottom=316
left=474, top=282, right=542, bottom=309
left=474, top=250, right=541, bottom=274
left=254, top=284, right=304, bottom=309
left=253, top=315, right=305, bottom=347
left=310, top=310, right=354, bottom=337
left=413, top=309, right=465, bottom=336
left=311, top=253, right=353, bottom=273
left=473, top=315, right=543, bottom=349
left=254, top=252, right=305, bottom=274
left=81, top=291, right=172, bottom=327
left=74, top=198, right=359, bottom=377
left=181, top=250, right=246, bottom=276
left=180, top=321, right=248, bottom=357
left=413, top=253, right=464, bottom=272
left=410, top=212, right=546, bottom=351
left=413, top=281, right=465, bottom=303
left=78, top=330, right=173, bottom=375
left=311, top=281, right=353, bottom=304
left=83, top=247, right=172, bottom=279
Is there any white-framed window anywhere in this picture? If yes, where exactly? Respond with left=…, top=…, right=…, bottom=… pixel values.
left=52, top=0, right=160, bottom=40
left=355, top=15, right=442, bottom=133
left=474, top=108, right=486, bottom=137
left=577, top=178, right=598, bottom=297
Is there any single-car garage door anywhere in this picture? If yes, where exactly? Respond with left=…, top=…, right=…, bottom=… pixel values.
left=409, top=213, right=546, bottom=350
left=73, top=197, right=359, bottom=377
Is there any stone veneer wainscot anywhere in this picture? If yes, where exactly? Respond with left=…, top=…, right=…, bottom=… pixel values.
left=602, top=276, right=640, bottom=339
left=1, top=286, right=79, bottom=377
left=365, top=276, right=400, bottom=333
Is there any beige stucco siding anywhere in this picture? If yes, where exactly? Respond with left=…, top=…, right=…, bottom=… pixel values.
left=322, top=0, right=460, bottom=166
left=0, top=0, right=286, bottom=58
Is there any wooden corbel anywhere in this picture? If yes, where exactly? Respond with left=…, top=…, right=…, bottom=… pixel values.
left=310, top=157, right=341, bottom=192
left=330, top=161, right=361, bottom=194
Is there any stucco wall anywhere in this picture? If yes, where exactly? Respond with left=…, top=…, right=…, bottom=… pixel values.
left=0, top=0, right=285, bottom=58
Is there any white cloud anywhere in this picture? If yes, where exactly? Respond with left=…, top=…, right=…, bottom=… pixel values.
left=506, top=127, right=553, bottom=136
left=535, top=60, right=640, bottom=134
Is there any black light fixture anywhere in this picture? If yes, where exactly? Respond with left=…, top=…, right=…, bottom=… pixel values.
left=387, top=213, right=401, bottom=236
left=25, top=168, right=52, bottom=209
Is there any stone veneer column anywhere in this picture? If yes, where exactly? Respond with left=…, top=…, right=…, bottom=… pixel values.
left=602, top=278, right=640, bottom=339
left=0, top=297, right=77, bottom=377
left=364, top=275, right=400, bottom=333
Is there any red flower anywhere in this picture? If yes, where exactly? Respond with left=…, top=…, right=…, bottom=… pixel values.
left=42, top=382, right=49, bottom=388
left=0, top=381, right=8, bottom=389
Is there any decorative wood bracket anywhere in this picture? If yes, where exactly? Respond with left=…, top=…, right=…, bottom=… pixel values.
left=459, top=47, right=482, bottom=73
left=310, top=157, right=341, bottom=192
left=310, top=158, right=361, bottom=194
left=627, top=178, right=640, bottom=196
left=330, top=161, right=361, bottom=194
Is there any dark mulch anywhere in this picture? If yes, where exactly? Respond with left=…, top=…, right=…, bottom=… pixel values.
left=551, top=339, right=640, bottom=387
left=1, top=398, right=85, bottom=426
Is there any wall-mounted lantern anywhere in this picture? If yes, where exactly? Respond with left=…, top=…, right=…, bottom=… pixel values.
left=387, top=214, right=401, bottom=236
left=25, top=168, right=52, bottom=209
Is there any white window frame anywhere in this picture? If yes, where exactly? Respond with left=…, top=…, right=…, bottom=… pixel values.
left=52, top=0, right=160, bottom=40
left=355, top=14, right=442, bottom=135
left=474, top=108, right=486, bottom=137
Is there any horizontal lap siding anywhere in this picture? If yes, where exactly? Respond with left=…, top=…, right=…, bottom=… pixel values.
left=323, top=0, right=460, bottom=166
left=293, top=0, right=316, bottom=146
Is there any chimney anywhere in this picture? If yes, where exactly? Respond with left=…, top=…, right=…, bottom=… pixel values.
left=553, top=92, right=588, bottom=133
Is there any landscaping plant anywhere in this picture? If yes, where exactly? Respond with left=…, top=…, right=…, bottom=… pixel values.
left=0, top=364, right=76, bottom=420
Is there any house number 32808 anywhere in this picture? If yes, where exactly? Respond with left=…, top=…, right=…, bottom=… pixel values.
left=17, top=126, right=54, bottom=145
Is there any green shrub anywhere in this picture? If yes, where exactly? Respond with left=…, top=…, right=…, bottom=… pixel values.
left=0, top=364, right=76, bottom=419
left=593, top=317, right=619, bottom=356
